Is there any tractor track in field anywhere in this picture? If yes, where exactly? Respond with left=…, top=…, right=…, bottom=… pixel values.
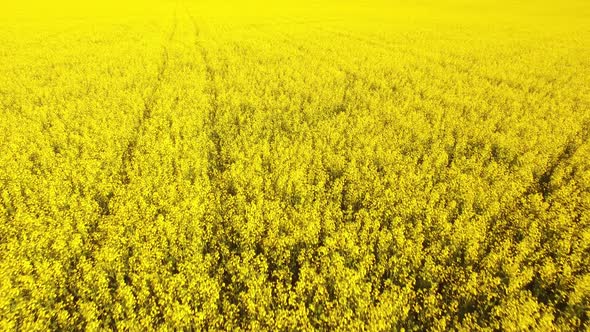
left=186, top=11, right=219, bottom=126
left=118, top=11, right=178, bottom=186
left=185, top=8, right=257, bottom=315
left=89, top=9, right=180, bottom=275
left=185, top=9, right=229, bottom=182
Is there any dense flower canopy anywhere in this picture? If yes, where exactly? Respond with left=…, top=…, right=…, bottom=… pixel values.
left=0, top=0, right=589, bottom=330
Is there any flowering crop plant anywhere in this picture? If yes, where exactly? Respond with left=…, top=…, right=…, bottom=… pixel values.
left=1, top=0, right=589, bottom=330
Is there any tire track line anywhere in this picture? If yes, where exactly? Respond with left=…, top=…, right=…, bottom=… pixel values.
left=184, top=9, right=250, bottom=317
left=119, top=11, right=178, bottom=185
left=185, top=9, right=229, bottom=182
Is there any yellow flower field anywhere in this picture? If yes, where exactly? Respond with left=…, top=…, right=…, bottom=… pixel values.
left=0, top=0, right=589, bottom=330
